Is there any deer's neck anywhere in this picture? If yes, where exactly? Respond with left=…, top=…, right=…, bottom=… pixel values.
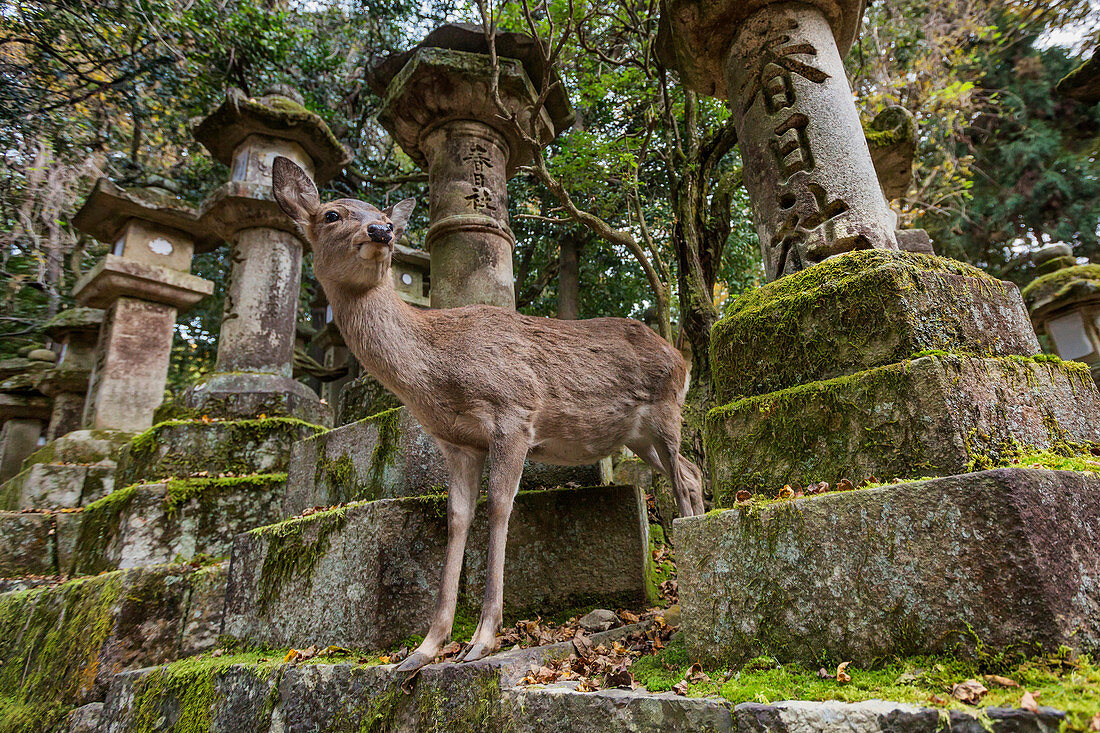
left=328, top=278, right=430, bottom=404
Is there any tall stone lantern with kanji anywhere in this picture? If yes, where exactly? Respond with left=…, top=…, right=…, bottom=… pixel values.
left=188, top=86, right=350, bottom=424
left=658, top=0, right=898, bottom=280
left=72, top=179, right=215, bottom=434
left=368, top=24, right=574, bottom=309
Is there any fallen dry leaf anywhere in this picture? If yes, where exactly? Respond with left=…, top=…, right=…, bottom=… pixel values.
left=776, top=485, right=794, bottom=500
left=687, top=663, right=711, bottom=685
left=836, top=662, right=851, bottom=684
left=440, top=641, right=462, bottom=658
left=619, top=610, right=640, bottom=624
left=817, top=668, right=831, bottom=679
left=806, top=482, right=830, bottom=495
left=836, top=479, right=854, bottom=492
left=210, top=648, right=225, bottom=658
left=1089, top=712, right=1100, bottom=731
left=672, top=679, right=690, bottom=696
left=1020, top=690, right=1039, bottom=712
left=929, top=693, right=947, bottom=705
left=576, top=678, right=598, bottom=692
left=605, top=668, right=634, bottom=689
left=984, top=674, right=1019, bottom=688
left=735, top=490, right=752, bottom=503
left=572, top=630, right=594, bottom=659
left=951, top=679, right=988, bottom=705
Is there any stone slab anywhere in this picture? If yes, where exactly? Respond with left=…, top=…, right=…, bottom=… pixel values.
left=677, top=468, right=1100, bottom=667
left=711, top=251, right=1040, bottom=402
left=0, top=511, right=57, bottom=576
left=224, top=485, right=648, bottom=651
left=0, top=563, right=224, bottom=731
left=284, top=407, right=606, bottom=517
left=0, top=461, right=113, bottom=510
left=99, top=656, right=1065, bottom=733
left=70, top=476, right=286, bottom=576
left=706, top=354, right=1100, bottom=502
left=115, top=416, right=325, bottom=486
left=72, top=254, right=213, bottom=311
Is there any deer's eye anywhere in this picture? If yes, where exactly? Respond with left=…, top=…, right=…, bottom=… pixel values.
left=323, top=211, right=340, bottom=223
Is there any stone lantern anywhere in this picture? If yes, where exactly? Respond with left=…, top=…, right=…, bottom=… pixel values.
left=1022, top=245, right=1100, bottom=384
left=0, top=351, right=53, bottom=482
left=72, top=179, right=215, bottom=433
left=657, top=0, right=898, bottom=280
left=368, top=23, right=574, bottom=309
left=189, top=86, right=351, bottom=424
left=35, top=307, right=104, bottom=441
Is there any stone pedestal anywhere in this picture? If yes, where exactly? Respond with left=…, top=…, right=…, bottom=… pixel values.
left=659, top=0, right=897, bottom=280
left=190, top=87, right=349, bottom=423
left=72, top=180, right=214, bottom=433
left=371, top=25, right=574, bottom=308
left=0, top=355, right=53, bottom=483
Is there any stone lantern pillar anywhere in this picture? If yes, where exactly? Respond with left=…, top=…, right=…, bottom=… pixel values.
left=72, top=179, right=215, bottom=433
left=190, top=86, right=350, bottom=424
left=1022, top=245, right=1100, bottom=385
left=368, top=24, right=574, bottom=309
left=657, top=0, right=898, bottom=280
left=35, top=307, right=104, bottom=441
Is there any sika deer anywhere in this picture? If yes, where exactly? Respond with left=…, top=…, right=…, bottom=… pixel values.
left=272, top=156, right=704, bottom=674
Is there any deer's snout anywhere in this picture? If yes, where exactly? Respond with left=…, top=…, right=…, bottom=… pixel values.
left=367, top=223, right=393, bottom=243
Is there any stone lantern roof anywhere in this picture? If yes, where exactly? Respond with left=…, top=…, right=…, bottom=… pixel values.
left=368, top=23, right=575, bottom=174
left=72, top=178, right=220, bottom=252
left=656, top=0, right=868, bottom=99
left=193, top=87, right=351, bottom=185
left=1022, top=263, right=1100, bottom=323
left=41, top=307, right=104, bottom=340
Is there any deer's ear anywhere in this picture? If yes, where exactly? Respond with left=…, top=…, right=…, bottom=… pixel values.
left=272, top=156, right=320, bottom=228
left=385, top=198, right=416, bottom=239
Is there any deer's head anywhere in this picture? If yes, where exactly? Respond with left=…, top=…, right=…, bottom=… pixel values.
left=272, top=156, right=415, bottom=293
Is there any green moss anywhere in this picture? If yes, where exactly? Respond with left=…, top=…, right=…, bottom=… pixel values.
left=363, top=408, right=402, bottom=502
left=70, top=484, right=140, bottom=575
left=863, top=106, right=915, bottom=149
left=0, top=571, right=126, bottom=732
left=645, top=523, right=675, bottom=605
left=638, top=638, right=1100, bottom=729
left=252, top=503, right=352, bottom=610
left=163, top=473, right=286, bottom=514
left=1021, top=264, right=1100, bottom=311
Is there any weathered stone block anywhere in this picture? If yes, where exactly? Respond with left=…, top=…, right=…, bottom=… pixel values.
left=677, top=468, right=1100, bottom=667
left=283, top=407, right=605, bottom=517
left=0, top=463, right=84, bottom=509
left=706, top=354, right=1100, bottom=501
left=224, top=485, right=648, bottom=651
left=115, top=416, right=325, bottom=486
left=71, top=475, right=286, bottom=575
left=0, top=564, right=222, bottom=731
left=335, top=372, right=401, bottom=424
left=711, top=251, right=1039, bottom=402
left=0, top=511, right=56, bottom=576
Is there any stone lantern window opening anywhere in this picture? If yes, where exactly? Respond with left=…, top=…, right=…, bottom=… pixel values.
left=402, top=273, right=414, bottom=286
left=1046, top=310, right=1099, bottom=363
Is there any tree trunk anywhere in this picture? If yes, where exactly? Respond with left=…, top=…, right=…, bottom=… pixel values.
left=558, top=232, right=580, bottom=320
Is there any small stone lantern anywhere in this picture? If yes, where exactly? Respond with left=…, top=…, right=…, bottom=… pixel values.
left=369, top=23, right=574, bottom=309
left=35, top=307, right=104, bottom=441
left=190, top=86, right=351, bottom=424
left=72, top=179, right=215, bottom=433
left=657, top=0, right=899, bottom=280
left=1022, top=245, right=1100, bottom=384
left=0, top=352, right=53, bottom=482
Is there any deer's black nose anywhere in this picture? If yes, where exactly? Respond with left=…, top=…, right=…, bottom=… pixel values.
left=367, top=223, right=392, bottom=242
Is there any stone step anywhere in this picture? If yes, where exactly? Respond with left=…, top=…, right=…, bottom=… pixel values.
left=283, top=407, right=607, bottom=517
left=706, top=353, right=1100, bottom=503
left=69, top=474, right=287, bottom=576
left=114, top=416, right=325, bottom=487
left=0, top=562, right=225, bottom=733
left=0, top=510, right=79, bottom=576
left=711, top=250, right=1040, bottom=402
left=676, top=468, right=1100, bottom=666
left=97, top=652, right=1065, bottom=733
left=224, top=485, right=649, bottom=651
left=0, top=429, right=131, bottom=511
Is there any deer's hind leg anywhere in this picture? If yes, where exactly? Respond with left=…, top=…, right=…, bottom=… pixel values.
left=395, top=442, right=485, bottom=674
left=628, top=413, right=704, bottom=518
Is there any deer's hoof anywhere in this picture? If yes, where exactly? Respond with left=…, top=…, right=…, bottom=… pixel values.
left=457, top=641, right=493, bottom=663
left=395, top=651, right=432, bottom=674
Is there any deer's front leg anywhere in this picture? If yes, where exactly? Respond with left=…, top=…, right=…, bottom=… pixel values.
left=456, top=435, right=528, bottom=662
left=395, top=443, right=485, bottom=674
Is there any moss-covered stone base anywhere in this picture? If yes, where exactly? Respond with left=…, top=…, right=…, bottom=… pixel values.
left=336, top=372, right=402, bottom=425
left=705, top=353, right=1100, bottom=504
left=115, top=416, right=325, bottom=487
left=70, top=474, right=287, bottom=576
left=224, top=485, right=648, bottom=652
left=711, top=250, right=1039, bottom=402
left=284, top=407, right=604, bottom=517
left=0, top=563, right=223, bottom=732
left=677, top=468, right=1100, bottom=668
